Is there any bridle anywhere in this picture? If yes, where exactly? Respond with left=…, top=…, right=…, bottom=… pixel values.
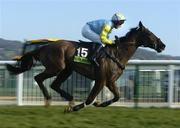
left=135, top=28, right=160, bottom=51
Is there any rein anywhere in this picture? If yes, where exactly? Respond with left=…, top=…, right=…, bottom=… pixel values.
left=101, top=40, right=137, bottom=70
left=103, top=49, right=125, bottom=70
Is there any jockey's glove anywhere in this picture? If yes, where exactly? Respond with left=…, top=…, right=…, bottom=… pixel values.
left=112, top=40, right=116, bottom=44
left=114, top=35, right=120, bottom=44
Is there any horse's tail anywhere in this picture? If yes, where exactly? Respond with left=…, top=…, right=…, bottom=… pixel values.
left=6, top=50, right=39, bottom=75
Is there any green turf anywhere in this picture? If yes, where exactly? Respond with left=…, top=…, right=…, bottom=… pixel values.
left=0, top=106, right=180, bottom=128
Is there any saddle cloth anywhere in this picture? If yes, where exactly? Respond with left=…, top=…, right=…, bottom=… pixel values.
left=73, top=40, right=104, bottom=65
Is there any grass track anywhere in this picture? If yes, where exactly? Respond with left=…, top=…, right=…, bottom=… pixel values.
left=0, top=106, right=180, bottom=128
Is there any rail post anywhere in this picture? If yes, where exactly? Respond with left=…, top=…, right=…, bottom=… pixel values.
left=168, top=65, right=174, bottom=107
left=17, top=73, right=23, bottom=106
left=134, top=65, right=140, bottom=108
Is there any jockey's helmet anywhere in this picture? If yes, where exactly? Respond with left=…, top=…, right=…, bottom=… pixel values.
left=112, top=12, right=126, bottom=28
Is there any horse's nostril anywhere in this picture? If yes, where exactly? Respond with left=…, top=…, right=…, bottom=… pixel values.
left=162, top=44, right=166, bottom=50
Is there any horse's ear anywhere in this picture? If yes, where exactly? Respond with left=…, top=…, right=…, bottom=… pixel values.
left=139, top=21, right=143, bottom=28
left=139, top=21, right=144, bottom=30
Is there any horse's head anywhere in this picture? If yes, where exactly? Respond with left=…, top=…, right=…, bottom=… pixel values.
left=137, top=21, right=166, bottom=53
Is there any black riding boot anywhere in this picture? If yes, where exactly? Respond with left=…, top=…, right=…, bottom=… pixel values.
left=90, top=44, right=102, bottom=67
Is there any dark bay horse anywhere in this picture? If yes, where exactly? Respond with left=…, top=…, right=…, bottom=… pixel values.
left=6, top=21, right=165, bottom=112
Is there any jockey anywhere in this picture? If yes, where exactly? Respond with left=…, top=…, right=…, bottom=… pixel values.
left=81, top=12, right=126, bottom=66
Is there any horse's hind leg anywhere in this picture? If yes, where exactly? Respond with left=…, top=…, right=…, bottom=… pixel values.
left=34, top=70, right=56, bottom=107
left=50, top=68, right=74, bottom=105
left=93, top=82, right=120, bottom=107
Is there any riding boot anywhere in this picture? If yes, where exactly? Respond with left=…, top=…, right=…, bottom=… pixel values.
left=91, top=44, right=102, bottom=67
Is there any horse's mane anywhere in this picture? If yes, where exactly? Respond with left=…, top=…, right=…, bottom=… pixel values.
left=119, top=27, right=138, bottom=42
left=105, top=26, right=139, bottom=51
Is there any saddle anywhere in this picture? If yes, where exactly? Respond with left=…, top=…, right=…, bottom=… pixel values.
left=75, top=40, right=124, bottom=69
left=73, top=40, right=105, bottom=65
left=78, top=40, right=99, bottom=53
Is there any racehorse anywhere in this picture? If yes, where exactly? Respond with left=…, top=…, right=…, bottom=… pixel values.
left=6, top=21, right=165, bottom=112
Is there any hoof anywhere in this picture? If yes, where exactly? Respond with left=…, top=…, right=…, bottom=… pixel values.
left=68, top=100, right=75, bottom=107
left=64, top=106, right=74, bottom=113
left=44, top=99, right=51, bottom=108
left=93, top=101, right=101, bottom=107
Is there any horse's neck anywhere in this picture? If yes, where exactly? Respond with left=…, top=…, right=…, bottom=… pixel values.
left=112, top=41, right=138, bottom=64
left=120, top=43, right=138, bottom=62
left=117, top=33, right=139, bottom=63
left=116, top=45, right=137, bottom=63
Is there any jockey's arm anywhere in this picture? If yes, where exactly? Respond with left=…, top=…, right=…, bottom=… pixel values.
left=100, top=24, right=113, bottom=45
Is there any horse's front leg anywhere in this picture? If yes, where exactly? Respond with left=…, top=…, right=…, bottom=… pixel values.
left=64, top=80, right=104, bottom=113
left=93, top=82, right=120, bottom=107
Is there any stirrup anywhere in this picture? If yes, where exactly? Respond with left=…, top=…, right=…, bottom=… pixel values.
left=93, top=58, right=99, bottom=67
